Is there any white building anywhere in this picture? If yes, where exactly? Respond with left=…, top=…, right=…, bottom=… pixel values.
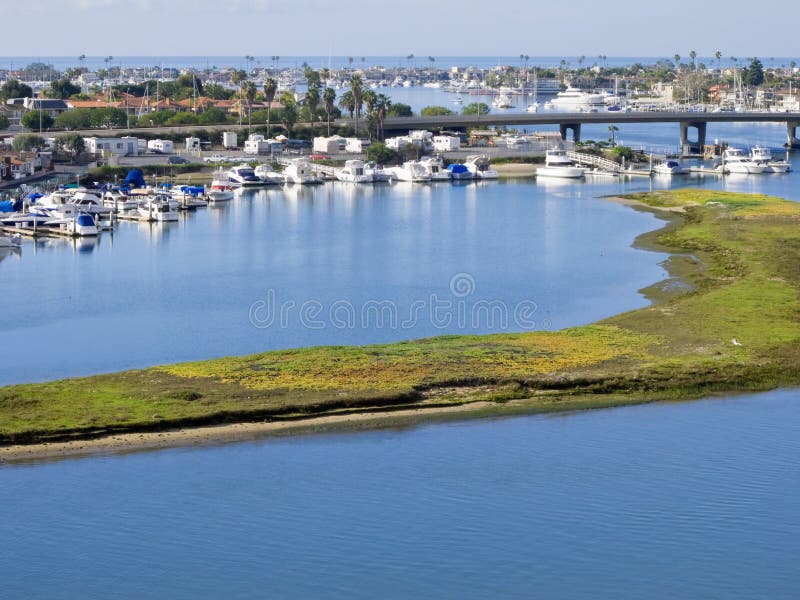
left=185, top=137, right=201, bottom=152
left=84, top=136, right=140, bottom=157
left=385, top=136, right=411, bottom=150
left=345, top=138, right=370, bottom=153
left=433, top=135, right=460, bottom=152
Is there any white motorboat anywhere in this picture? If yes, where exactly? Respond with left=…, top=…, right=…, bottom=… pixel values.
left=363, top=162, right=393, bottom=182
left=254, top=164, right=284, bottom=185
left=137, top=195, right=179, bottom=222
left=653, top=160, right=686, bottom=176
left=102, top=189, right=138, bottom=211
left=335, top=160, right=373, bottom=183
left=536, top=149, right=587, bottom=179
left=418, top=156, right=451, bottom=181
left=718, top=148, right=766, bottom=174
left=385, top=161, right=431, bottom=183
left=171, top=185, right=208, bottom=208
left=446, top=163, right=474, bottom=180
left=72, top=190, right=113, bottom=215
left=45, top=213, right=99, bottom=237
left=283, top=158, right=323, bottom=184
left=492, top=94, right=514, bottom=109
left=227, top=165, right=263, bottom=187
left=207, top=170, right=235, bottom=202
left=749, top=145, right=791, bottom=173
left=526, top=102, right=540, bottom=113
left=550, top=86, right=606, bottom=110
left=452, top=94, right=463, bottom=104
left=464, top=155, right=499, bottom=179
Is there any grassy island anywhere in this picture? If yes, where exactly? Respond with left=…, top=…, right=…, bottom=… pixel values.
left=2, top=189, right=800, bottom=451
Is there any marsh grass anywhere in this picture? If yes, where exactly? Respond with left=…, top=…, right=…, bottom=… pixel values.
left=3, top=189, right=800, bottom=444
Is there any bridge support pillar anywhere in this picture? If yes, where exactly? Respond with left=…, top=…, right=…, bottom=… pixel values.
left=787, top=121, right=800, bottom=149
left=679, top=121, right=707, bottom=155
left=559, top=123, right=581, bottom=143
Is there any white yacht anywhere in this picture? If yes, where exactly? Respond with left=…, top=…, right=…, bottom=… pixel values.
left=207, top=170, right=235, bottom=202
left=44, top=213, right=99, bottom=237
left=385, top=161, right=431, bottom=183
left=103, top=189, right=138, bottom=211
left=718, top=148, right=766, bottom=174
left=254, top=164, right=284, bottom=185
left=363, top=162, right=393, bottom=182
left=335, top=160, right=373, bottom=183
left=72, top=190, right=113, bottom=216
left=536, top=149, right=587, bottom=179
left=653, top=160, right=686, bottom=176
left=749, top=146, right=791, bottom=173
left=550, top=86, right=606, bottom=110
left=492, top=94, right=514, bottom=109
left=137, top=195, right=179, bottom=222
left=227, top=165, right=263, bottom=187
left=283, top=158, right=323, bottom=184
left=526, top=102, right=540, bottom=113
left=446, top=163, right=474, bottom=180
left=418, top=156, right=452, bottom=181
left=464, top=155, right=499, bottom=179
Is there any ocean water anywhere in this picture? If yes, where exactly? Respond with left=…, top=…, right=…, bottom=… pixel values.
left=1, top=388, right=798, bottom=598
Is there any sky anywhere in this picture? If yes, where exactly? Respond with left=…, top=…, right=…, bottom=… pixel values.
left=0, top=0, right=796, bottom=58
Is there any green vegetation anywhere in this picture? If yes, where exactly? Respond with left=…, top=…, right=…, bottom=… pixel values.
left=21, top=110, right=53, bottom=130
left=0, top=79, right=32, bottom=101
left=12, top=134, right=46, bottom=152
left=0, top=115, right=9, bottom=130
left=3, top=189, right=800, bottom=445
left=462, top=102, right=490, bottom=116
left=366, top=142, right=400, bottom=165
left=421, top=106, right=455, bottom=117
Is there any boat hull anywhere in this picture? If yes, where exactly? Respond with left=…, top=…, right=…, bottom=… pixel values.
left=536, top=166, right=586, bottom=179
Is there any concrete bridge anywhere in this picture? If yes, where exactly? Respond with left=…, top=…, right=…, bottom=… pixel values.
left=382, top=112, right=800, bottom=154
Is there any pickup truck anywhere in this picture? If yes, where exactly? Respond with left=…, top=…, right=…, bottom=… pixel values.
left=203, top=154, right=228, bottom=164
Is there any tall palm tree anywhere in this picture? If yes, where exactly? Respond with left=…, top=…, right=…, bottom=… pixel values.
left=608, top=125, right=619, bottom=146
left=349, top=74, right=364, bottom=134
left=323, top=87, right=336, bottom=136
left=362, top=89, right=377, bottom=138
left=305, top=86, right=320, bottom=136
left=689, top=50, right=697, bottom=71
left=263, top=77, right=277, bottom=136
left=374, top=94, right=392, bottom=141
left=715, top=51, right=723, bottom=73
left=338, top=90, right=355, bottom=131
left=243, top=80, right=256, bottom=135
left=230, top=69, right=247, bottom=127
left=674, top=54, right=681, bottom=68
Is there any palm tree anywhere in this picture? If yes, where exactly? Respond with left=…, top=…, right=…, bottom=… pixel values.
left=230, top=69, right=247, bottom=127
left=689, top=50, right=697, bottom=71
left=674, top=54, right=681, bottom=68
left=305, top=86, right=320, bottom=136
left=362, top=89, right=377, bottom=138
left=608, top=125, right=619, bottom=146
left=263, top=77, right=277, bottom=136
left=243, top=80, right=256, bottom=135
left=338, top=90, right=355, bottom=130
left=323, top=87, right=336, bottom=136
left=374, top=93, right=392, bottom=141
left=715, top=51, right=723, bottom=73
left=349, top=74, right=364, bottom=134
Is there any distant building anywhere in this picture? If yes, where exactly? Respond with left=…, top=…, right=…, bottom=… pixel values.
left=84, top=136, right=140, bottom=157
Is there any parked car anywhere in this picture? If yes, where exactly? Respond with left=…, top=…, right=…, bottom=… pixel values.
left=204, top=154, right=228, bottom=164
left=168, top=156, right=190, bottom=164
left=309, top=153, right=329, bottom=160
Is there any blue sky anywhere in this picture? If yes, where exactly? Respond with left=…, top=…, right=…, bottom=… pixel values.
left=1, top=0, right=795, bottom=58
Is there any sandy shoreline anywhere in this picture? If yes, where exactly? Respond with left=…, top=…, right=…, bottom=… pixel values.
left=0, top=401, right=499, bottom=464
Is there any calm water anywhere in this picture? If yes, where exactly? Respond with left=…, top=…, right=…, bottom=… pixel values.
left=2, top=119, right=800, bottom=598
left=2, top=389, right=799, bottom=598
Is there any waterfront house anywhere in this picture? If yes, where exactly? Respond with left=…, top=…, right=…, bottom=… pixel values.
left=22, top=98, right=69, bottom=118
left=2, top=152, right=39, bottom=179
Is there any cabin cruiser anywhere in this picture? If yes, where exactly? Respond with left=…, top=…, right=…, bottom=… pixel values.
left=102, top=189, right=138, bottom=211
left=254, top=164, right=284, bottom=185
left=418, top=156, right=451, bottom=181
left=227, top=165, right=263, bottom=187
left=137, top=194, right=179, bottom=222
left=385, top=161, right=431, bottom=183
left=749, top=146, right=791, bottom=173
left=207, top=170, right=235, bottom=202
left=363, top=162, right=393, bottom=182
left=717, top=148, right=766, bottom=174
left=283, top=158, right=323, bottom=184
left=71, top=190, right=113, bottom=217
left=653, top=160, right=686, bottom=176
left=171, top=185, right=208, bottom=208
left=43, top=213, right=99, bottom=237
left=447, top=163, right=474, bottom=180
left=492, top=94, right=514, bottom=109
left=464, top=155, right=499, bottom=179
left=550, top=86, right=606, bottom=110
left=536, top=149, right=587, bottom=179
left=335, top=160, right=373, bottom=183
